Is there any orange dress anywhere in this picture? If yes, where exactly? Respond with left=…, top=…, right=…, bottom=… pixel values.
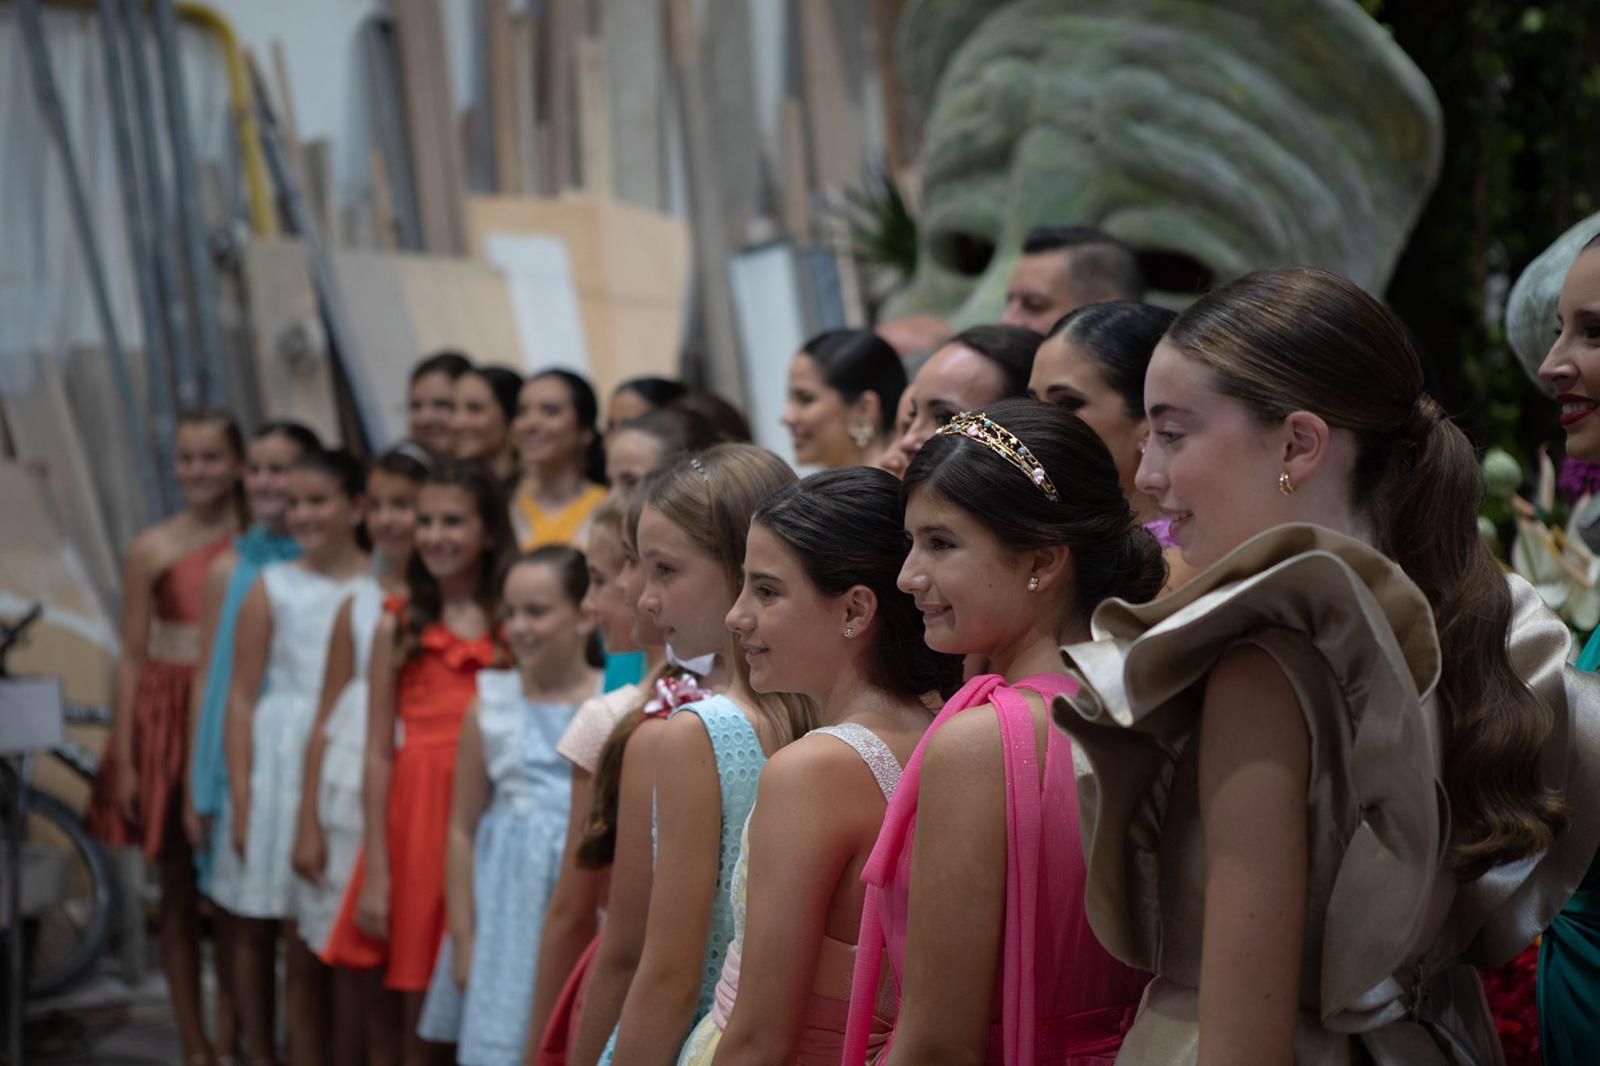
left=320, top=618, right=495, bottom=990
left=87, top=532, right=233, bottom=860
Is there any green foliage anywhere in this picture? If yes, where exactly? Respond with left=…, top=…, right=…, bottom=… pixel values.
left=833, top=162, right=919, bottom=279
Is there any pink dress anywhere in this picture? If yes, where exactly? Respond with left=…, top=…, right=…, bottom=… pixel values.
left=842, top=674, right=1147, bottom=1065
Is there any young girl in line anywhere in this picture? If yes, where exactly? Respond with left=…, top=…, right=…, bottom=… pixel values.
left=291, top=446, right=430, bottom=1065
left=416, top=547, right=602, bottom=1064
left=86, top=409, right=244, bottom=1066
left=683, top=468, right=960, bottom=1066
left=454, top=366, right=523, bottom=483
left=845, top=399, right=1163, bottom=1066
left=511, top=369, right=610, bottom=550
left=320, top=460, right=514, bottom=1066
left=209, top=449, right=372, bottom=1066
left=599, top=445, right=813, bottom=1066
left=408, top=351, right=473, bottom=458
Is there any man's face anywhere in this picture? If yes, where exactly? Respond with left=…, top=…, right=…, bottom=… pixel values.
left=1001, top=250, right=1076, bottom=333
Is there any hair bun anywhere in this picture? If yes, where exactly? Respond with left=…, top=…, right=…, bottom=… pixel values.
left=1407, top=393, right=1445, bottom=443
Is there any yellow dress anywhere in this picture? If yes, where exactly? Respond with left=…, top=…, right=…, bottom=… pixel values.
left=1051, top=524, right=1600, bottom=1066
left=515, top=483, right=608, bottom=550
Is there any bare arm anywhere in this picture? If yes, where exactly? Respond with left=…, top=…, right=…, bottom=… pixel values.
left=224, top=580, right=272, bottom=858
left=445, top=704, right=491, bottom=986
left=884, top=710, right=1008, bottom=1066
left=109, top=535, right=157, bottom=820
left=524, top=764, right=605, bottom=1062
left=713, top=742, right=865, bottom=1066
left=292, top=598, right=357, bottom=884
left=568, top=717, right=667, bottom=1066
left=1195, top=646, right=1309, bottom=1066
left=187, top=551, right=236, bottom=776
left=355, top=614, right=401, bottom=939
left=608, top=711, right=725, bottom=1066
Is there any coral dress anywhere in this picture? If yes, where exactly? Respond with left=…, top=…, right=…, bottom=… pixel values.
left=843, top=674, right=1147, bottom=1066
left=320, top=616, right=495, bottom=990
left=1052, top=525, right=1600, bottom=1065
left=87, top=531, right=232, bottom=859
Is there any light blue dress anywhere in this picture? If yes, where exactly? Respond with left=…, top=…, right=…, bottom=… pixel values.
left=596, top=694, right=768, bottom=1066
left=417, top=670, right=580, bottom=1065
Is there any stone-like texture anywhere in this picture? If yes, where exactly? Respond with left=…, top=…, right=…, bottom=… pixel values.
left=891, top=0, right=1444, bottom=325
left=1506, top=211, right=1600, bottom=390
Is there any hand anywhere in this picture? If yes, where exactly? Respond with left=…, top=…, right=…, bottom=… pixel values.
left=292, top=816, right=327, bottom=884
left=355, top=870, right=389, bottom=939
left=229, top=795, right=250, bottom=859
left=452, top=934, right=473, bottom=989
left=113, top=757, right=139, bottom=825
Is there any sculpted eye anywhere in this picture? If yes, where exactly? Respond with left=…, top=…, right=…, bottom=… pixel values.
left=928, top=228, right=996, bottom=278
left=1136, top=249, right=1215, bottom=295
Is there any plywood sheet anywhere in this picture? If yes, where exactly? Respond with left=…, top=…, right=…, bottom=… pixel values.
left=239, top=238, right=343, bottom=443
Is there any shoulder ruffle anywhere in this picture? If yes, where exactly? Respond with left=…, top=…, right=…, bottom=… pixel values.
left=419, top=624, right=497, bottom=672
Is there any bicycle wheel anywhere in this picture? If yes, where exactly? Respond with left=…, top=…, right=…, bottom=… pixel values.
left=21, top=788, right=116, bottom=998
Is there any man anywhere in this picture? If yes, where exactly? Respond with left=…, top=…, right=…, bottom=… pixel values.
left=1001, top=226, right=1146, bottom=334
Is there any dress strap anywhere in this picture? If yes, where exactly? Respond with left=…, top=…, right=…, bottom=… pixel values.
left=811, top=723, right=902, bottom=801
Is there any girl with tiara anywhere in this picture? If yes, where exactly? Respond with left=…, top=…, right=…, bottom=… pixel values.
left=321, top=460, right=512, bottom=1066
left=598, top=446, right=813, bottom=1066
left=1055, top=267, right=1600, bottom=1064
left=208, top=449, right=371, bottom=1065
left=291, top=445, right=430, bottom=1064
left=86, top=408, right=244, bottom=1066
left=681, top=468, right=960, bottom=1066
left=415, top=548, right=601, bottom=1063
left=844, top=398, right=1163, bottom=1066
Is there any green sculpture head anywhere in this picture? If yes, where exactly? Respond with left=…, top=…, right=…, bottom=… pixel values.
left=890, top=0, right=1444, bottom=325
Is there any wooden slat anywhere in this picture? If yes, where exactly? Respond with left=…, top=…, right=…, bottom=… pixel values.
left=390, top=0, right=469, bottom=254
left=798, top=0, right=857, bottom=192
left=601, top=0, right=666, bottom=210
left=487, top=0, right=522, bottom=194
left=780, top=97, right=810, bottom=241
left=510, top=10, right=539, bottom=195
left=270, top=40, right=319, bottom=236
left=369, top=149, right=398, bottom=251
left=543, top=0, right=580, bottom=192
left=871, top=0, right=910, bottom=173
left=575, top=35, right=613, bottom=196
left=303, top=138, right=337, bottom=243
left=704, top=0, right=763, bottom=243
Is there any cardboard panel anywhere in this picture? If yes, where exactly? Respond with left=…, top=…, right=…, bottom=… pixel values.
left=239, top=238, right=343, bottom=443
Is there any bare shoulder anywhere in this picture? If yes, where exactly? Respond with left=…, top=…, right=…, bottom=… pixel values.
left=762, top=731, right=883, bottom=794
left=923, top=705, right=1004, bottom=773
left=205, top=546, right=240, bottom=587
left=657, top=708, right=716, bottom=760
left=1204, top=643, right=1297, bottom=709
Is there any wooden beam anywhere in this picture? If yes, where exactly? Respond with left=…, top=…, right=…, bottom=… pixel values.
left=391, top=0, right=469, bottom=254
left=798, top=0, right=857, bottom=192
left=600, top=0, right=665, bottom=210
left=487, top=0, right=522, bottom=194
left=575, top=35, right=613, bottom=197
left=369, top=149, right=397, bottom=250
left=270, top=41, right=318, bottom=236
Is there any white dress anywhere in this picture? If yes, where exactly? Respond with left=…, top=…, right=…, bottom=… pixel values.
left=294, top=577, right=386, bottom=952
left=207, top=563, right=367, bottom=919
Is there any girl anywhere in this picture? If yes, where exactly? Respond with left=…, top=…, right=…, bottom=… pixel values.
left=512, top=369, right=609, bottom=550
left=845, top=398, right=1163, bottom=1066
left=876, top=390, right=915, bottom=479
left=409, top=351, right=473, bottom=458
left=605, top=409, right=717, bottom=499
left=87, top=408, right=244, bottom=1066
left=1533, top=235, right=1600, bottom=1066
left=321, top=460, right=514, bottom=1066
left=686, top=468, right=960, bottom=1066
left=210, top=448, right=372, bottom=1066
left=291, top=446, right=430, bottom=1065
left=599, top=445, right=812, bottom=1066
left=606, top=377, right=688, bottom=432
left=781, top=330, right=907, bottom=469
left=454, top=366, right=524, bottom=483
left=416, top=548, right=602, bottom=1064
left=1055, top=266, right=1600, bottom=1064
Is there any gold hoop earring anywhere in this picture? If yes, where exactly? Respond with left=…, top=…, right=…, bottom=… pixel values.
left=849, top=423, right=875, bottom=450
left=1279, top=472, right=1296, bottom=496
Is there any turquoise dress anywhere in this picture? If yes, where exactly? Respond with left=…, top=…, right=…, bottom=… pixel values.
left=596, top=694, right=767, bottom=1066
left=189, top=526, right=300, bottom=887
left=1539, top=630, right=1600, bottom=1064
left=416, top=671, right=580, bottom=1064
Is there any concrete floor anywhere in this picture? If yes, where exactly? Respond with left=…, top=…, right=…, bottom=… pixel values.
left=24, top=967, right=183, bottom=1065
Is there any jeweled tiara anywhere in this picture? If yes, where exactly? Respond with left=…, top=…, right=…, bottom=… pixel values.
left=934, top=411, right=1059, bottom=502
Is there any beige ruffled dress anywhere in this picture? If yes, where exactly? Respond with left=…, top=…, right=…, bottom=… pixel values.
left=1052, top=525, right=1600, bottom=1065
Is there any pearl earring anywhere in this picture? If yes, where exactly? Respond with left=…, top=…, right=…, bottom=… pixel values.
left=843, top=624, right=855, bottom=638
left=1027, top=576, right=1039, bottom=592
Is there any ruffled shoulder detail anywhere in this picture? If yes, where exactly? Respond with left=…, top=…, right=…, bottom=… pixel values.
left=1052, top=524, right=1444, bottom=1020
left=419, top=623, right=497, bottom=671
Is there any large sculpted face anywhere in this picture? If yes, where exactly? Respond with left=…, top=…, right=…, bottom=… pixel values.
left=889, top=0, right=1443, bottom=326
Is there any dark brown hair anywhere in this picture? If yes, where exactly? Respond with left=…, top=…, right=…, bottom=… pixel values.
left=1168, top=265, right=1564, bottom=877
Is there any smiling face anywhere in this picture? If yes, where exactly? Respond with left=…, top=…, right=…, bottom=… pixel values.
left=244, top=433, right=304, bottom=530
left=636, top=504, right=733, bottom=660
left=285, top=468, right=362, bottom=559
left=1136, top=339, right=1290, bottom=568
left=605, top=429, right=667, bottom=497
left=414, top=484, right=487, bottom=582
left=502, top=559, right=589, bottom=669
left=515, top=376, right=590, bottom=472
left=365, top=468, right=421, bottom=566
left=582, top=525, right=641, bottom=653
left=1539, top=248, right=1600, bottom=462
left=408, top=371, right=459, bottom=456
left=1029, top=334, right=1146, bottom=497
left=452, top=374, right=511, bottom=463
left=892, top=343, right=1008, bottom=469
left=781, top=353, right=858, bottom=467
left=898, top=487, right=1034, bottom=656
left=174, top=419, right=241, bottom=512
left=726, top=523, right=846, bottom=697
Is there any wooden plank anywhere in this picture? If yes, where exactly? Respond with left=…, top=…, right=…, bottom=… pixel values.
left=510, top=9, right=538, bottom=195
left=391, top=0, right=469, bottom=254
left=798, top=0, right=857, bottom=192
left=543, top=0, right=581, bottom=193
left=369, top=149, right=398, bottom=251
left=575, top=35, right=613, bottom=196
left=239, top=238, right=343, bottom=442
left=270, top=41, right=319, bottom=237
left=780, top=97, right=810, bottom=241
left=600, top=0, right=665, bottom=210
left=704, top=0, right=764, bottom=244
left=871, top=0, right=910, bottom=173
left=487, top=0, right=522, bottom=194
left=303, top=138, right=337, bottom=243
left=361, top=15, right=423, bottom=250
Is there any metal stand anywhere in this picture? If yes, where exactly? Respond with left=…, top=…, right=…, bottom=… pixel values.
left=2, top=754, right=29, bottom=1066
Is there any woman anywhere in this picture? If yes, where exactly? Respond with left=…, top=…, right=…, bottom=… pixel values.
left=844, top=399, right=1162, bottom=1066
left=512, top=370, right=610, bottom=550
left=455, top=366, right=524, bottom=483
left=607, top=377, right=689, bottom=431
left=781, top=330, right=906, bottom=469
left=682, top=469, right=958, bottom=1066
left=409, top=351, right=474, bottom=458
left=890, top=325, right=1040, bottom=471
left=1054, top=266, right=1600, bottom=1064
left=1536, top=232, right=1600, bottom=1066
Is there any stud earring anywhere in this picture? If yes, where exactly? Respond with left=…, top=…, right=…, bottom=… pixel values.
left=843, top=624, right=855, bottom=638
left=849, top=422, right=875, bottom=450
left=1279, top=472, right=1296, bottom=496
left=1027, top=576, right=1040, bottom=592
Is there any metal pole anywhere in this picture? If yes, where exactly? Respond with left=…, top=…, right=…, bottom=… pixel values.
left=152, top=0, right=232, bottom=411
left=17, top=0, right=162, bottom=524
left=99, top=0, right=179, bottom=512
left=119, top=0, right=198, bottom=412
left=3, top=759, right=25, bottom=1066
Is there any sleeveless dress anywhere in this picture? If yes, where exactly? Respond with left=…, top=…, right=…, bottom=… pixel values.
left=1051, top=524, right=1600, bottom=1065
left=678, top=723, right=902, bottom=1066
left=595, top=694, right=768, bottom=1066
left=515, top=483, right=608, bottom=551
left=87, top=531, right=233, bottom=859
left=192, top=525, right=302, bottom=888
left=415, top=670, right=582, bottom=1063
left=294, top=578, right=394, bottom=954
left=319, top=616, right=495, bottom=990
left=206, top=563, right=367, bottom=918
left=844, top=675, right=1147, bottom=1066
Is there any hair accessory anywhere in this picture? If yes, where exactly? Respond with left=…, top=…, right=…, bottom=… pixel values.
left=394, top=440, right=435, bottom=470
left=935, top=411, right=1059, bottom=502
left=1027, top=576, right=1039, bottom=592
left=850, top=422, right=875, bottom=450
left=1279, top=471, right=1297, bottom=496
left=689, top=455, right=709, bottom=480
